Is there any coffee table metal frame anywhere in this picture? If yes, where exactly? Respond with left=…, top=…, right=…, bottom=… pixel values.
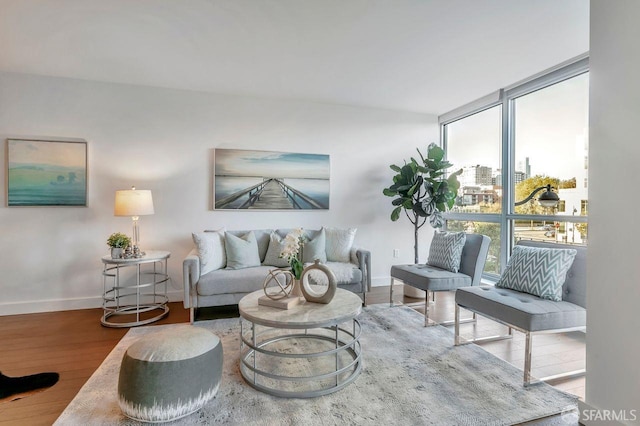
left=238, top=289, right=363, bottom=398
left=101, top=250, right=170, bottom=328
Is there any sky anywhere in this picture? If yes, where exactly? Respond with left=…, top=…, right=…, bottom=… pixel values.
left=215, top=149, right=330, bottom=179
left=8, top=139, right=86, bottom=168
left=445, top=72, right=589, bottom=181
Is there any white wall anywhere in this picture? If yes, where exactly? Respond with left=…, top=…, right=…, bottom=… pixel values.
left=586, top=1, right=640, bottom=423
left=0, top=71, right=438, bottom=315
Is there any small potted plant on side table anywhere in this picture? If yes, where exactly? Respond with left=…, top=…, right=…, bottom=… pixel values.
left=107, top=232, right=131, bottom=259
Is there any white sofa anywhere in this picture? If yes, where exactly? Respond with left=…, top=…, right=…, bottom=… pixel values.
left=183, top=228, right=371, bottom=322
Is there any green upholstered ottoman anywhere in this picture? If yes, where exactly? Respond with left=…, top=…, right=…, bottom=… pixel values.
left=117, top=325, right=223, bottom=423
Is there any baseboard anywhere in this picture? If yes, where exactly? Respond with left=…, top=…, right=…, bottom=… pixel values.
left=0, top=290, right=184, bottom=316
left=371, top=276, right=389, bottom=287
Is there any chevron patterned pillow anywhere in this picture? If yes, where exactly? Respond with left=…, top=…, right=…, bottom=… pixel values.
left=426, top=231, right=466, bottom=273
left=495, top=245, right=577, bottom=301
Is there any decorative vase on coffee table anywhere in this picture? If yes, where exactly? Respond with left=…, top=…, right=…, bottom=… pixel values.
left=291, top=278, right=304, bottom=300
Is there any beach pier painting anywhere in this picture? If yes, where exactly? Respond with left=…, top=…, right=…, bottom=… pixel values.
left=7, top=139, right=87, bottom=207
left=214, top=149, right=329, bottom=210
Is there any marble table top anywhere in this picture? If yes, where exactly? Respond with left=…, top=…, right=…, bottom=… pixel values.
left=101, top=250, right=170, bottom=264
left=238, top=288, right=362, bottom=329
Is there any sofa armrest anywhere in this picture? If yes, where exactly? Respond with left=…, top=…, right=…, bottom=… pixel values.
left=353, top=248, right=371, bottom=292
left=183, top=249, right=200, bottom=309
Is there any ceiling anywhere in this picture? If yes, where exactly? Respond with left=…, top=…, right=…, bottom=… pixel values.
left=0, top=0, right=589, bottom=115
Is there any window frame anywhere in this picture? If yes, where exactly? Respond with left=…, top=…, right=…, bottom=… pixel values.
left=440, top=55, right=589, bottom=279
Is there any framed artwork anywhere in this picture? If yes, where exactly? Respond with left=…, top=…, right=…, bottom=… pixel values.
left=214, top=149, right=329, bottom=210
left=6, top=139, right=88, bottom=207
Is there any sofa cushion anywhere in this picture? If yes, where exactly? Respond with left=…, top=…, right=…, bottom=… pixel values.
left=192, top=229, right=226, bottom=275
left=495, top=245, right=577, bottom=302
left=197, top=265, right=275, bottom=296
left=302, top=228, right=327, bottom=263
left=224, top=229, right=272, bottom=262
left=324, top=227, right=357, bottom=263
left=262, top=232, right=290, bottom=267
left=390, top=264, right=472, bottom=291
left=224, top=231, right=261, bottom=270
left=426, top=231, right=466, bottom=273
left=456, top=286, right=586, bottom=332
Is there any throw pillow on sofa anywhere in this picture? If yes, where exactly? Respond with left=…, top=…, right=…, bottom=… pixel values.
left=262, top=232, right=290, bottom=268
left=225, top=231, right=261, bottom=270
left=192, top=228, right=226, bottom=275
left=324, top=227, right=357, bottom=263
left=426, top=231, right=466, bottom=273
left=495, top=245, right=577, bottom=302
left=302, top=229, right=327, bottom=263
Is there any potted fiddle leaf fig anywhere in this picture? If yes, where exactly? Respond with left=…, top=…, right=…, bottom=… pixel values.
left=107, top=232, right=131, bottom=259
left=383, top=143, right=462, bottom=264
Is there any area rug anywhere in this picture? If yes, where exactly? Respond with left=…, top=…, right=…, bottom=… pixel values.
left=54, top=305, right=577, bottom=425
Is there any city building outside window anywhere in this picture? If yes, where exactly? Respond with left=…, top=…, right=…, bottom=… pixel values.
left=440, top=57, right=589, bottom=279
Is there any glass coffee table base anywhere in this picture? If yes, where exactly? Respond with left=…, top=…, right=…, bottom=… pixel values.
left=239, top=318, right=362, bottom=398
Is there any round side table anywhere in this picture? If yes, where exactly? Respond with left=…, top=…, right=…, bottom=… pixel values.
left=101, top=250, right=170, bottom=328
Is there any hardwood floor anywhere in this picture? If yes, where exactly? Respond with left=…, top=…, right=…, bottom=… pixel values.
left=0, top=303, right=190, bottom=426
left=388, top=286, right=586, bottom=400
left=0, top=287, right=585, bottom=425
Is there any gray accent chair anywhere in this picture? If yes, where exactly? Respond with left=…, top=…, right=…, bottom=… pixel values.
left=454, top=240, right=586, bottom=386
left=389, top=233, right=491, bottom=326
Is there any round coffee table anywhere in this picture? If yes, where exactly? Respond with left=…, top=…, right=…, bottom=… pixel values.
left=238, top=288, right=362, bottom=398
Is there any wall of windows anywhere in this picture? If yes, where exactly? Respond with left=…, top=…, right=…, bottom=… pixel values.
left=440, top=57, right=589, bottom=278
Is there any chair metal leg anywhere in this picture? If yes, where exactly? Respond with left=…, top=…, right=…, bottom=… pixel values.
left=190, top=307, right=195, bottom=324
left=522, top=330, right=585, bottom=386
left=454, top=304, right=461, bottom=345
left=424, top=291, right=429, bottom=326
left=524, top=332, right=532, bottom=386
left=389, top=277, right=394, bottom=306
left=423, top=290, right=437, bottom=327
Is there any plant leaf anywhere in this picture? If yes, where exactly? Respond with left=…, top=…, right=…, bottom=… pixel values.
left=427, top=144, right=444, bottom=162
left=391, top=206, right=402, bottom=221
left=429, top=211, right=445, bottom=228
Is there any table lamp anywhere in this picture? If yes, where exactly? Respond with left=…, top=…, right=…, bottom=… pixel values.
left=114, top=186, right=154, bottom=256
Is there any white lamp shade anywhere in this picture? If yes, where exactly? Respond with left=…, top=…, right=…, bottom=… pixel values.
left=114, top=189, right=154, bottom=216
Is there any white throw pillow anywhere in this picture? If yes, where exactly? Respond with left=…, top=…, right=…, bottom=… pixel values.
left=324, top=227, right=357, bottom=263
left=262, top=232, right=290, bottom=268
left=225, top=231, right=261, bottom=270
left=192, top=228, right=226, bottom=276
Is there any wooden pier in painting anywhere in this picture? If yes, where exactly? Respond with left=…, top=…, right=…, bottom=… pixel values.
left=215, top=178, right=327, bottom=210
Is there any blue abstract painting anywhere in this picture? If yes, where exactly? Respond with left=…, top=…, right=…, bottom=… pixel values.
left=7, top=139, right=87, bottom=207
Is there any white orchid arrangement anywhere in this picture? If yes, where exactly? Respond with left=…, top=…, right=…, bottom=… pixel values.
left=280, top=228, right=305, bottom=279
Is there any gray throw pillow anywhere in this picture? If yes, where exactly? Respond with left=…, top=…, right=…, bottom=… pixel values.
left=262, top=232, right=290, bottom=268
left=225, top=231, right=261, bottom=270
left=495, top=245, right=577, bottom=301
left=302, top=229, right=327, bottom=263
left=426, top=231, right=466, bottom=273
